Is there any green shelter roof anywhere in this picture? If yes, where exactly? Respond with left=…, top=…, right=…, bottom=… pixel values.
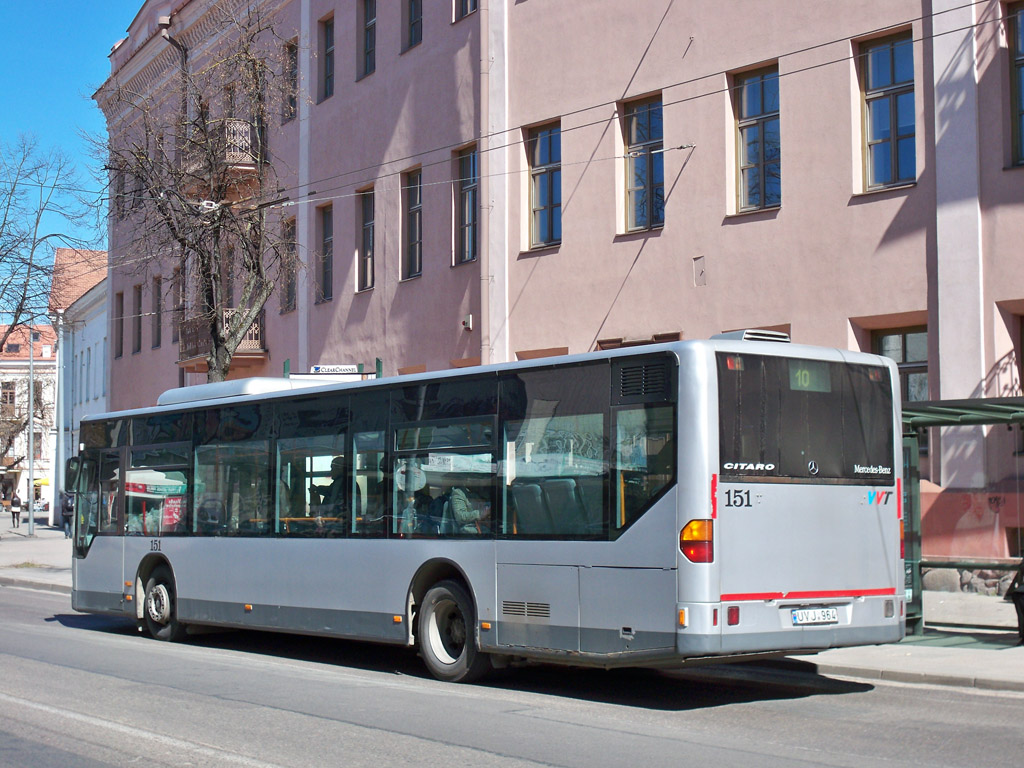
left=902, top=398, right=1024, bottom=429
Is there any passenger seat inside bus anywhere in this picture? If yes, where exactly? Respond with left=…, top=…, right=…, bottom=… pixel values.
left=509, top=483, right=554, bottom=535
left=540, top=479, right=589, bottom=535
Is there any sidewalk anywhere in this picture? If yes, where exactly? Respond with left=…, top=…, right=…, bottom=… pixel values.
left=2, top=520, right=1022, bottom=692
left=0, top=517, right=73, bottom=594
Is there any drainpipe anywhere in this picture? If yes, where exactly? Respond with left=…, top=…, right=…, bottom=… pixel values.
left=478, top=5, right=491, bottom=366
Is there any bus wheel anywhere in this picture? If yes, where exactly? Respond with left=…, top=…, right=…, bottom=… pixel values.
left=419, top=580, right=491, bottom=683
left=144, top=565, right=186, bottom=642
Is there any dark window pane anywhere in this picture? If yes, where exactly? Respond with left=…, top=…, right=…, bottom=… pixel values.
left=742, top=78, right=761, bottom=118
left=648, top=102, right=663, bottom=139
left=550, top=128, right=561, bottom=162
left=869, top=98, right=891, bottom=141
left=535, top=209, right=549, bottom=242
left=763, top=72, right=780, bottom=112
left=896, top=92, right=915, bottom=135
left=630, top=190, right=648, bottom=229
left=867, top=45, right=892, bottom=90
left=907, top=372, right=928, bottom=401
left=552, top=169, right=561, bottom=204
left=897, top=137, right=916, bottom=180
left=870, top=142, right=892, bottom=185
left=893, top=38, right=914, bottom=83
left=743, top=167, right=760, bottom=208
left=765, top=163, right=781, bottom=206
left=878, top=334, right=903, bottom=362
left=764, top=118, right=781, bottom=161
left=652, top=186, right=665, bottom=225
left=743, top=124, right=760, bottom=165
left=905, top=331, right=927, bottom=362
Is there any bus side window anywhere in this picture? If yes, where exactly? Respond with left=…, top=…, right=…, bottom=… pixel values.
left=353, top=432, right=386, bottom=537
left=614, top=406, right=675, bottom=530
left=74, top=458, right=99, bottom=552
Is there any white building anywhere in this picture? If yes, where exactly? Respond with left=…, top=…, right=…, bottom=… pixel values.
left=49, top=248, right=108, bottom=525
left=0, top=325, right=57, bottom=522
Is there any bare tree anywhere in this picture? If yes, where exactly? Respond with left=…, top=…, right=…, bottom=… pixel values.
left=94, top=0, right=297, bottom=382
left=0, top=136, right=90, bottom=351
left=0, top=374, right=51, bottom=474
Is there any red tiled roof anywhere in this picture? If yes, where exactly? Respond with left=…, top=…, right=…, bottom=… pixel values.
left=0, top=325, right=57, bottom=361
left=48, top=249, right=107, bottom=312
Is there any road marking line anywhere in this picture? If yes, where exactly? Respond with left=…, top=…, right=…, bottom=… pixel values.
left=0, top=691, right=285, bottom=767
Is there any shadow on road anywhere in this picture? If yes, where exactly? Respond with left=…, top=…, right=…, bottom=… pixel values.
left=50, top=612, right=872, bottom=710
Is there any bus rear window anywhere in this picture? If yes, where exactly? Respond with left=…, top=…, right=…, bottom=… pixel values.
left=717, top=353, right=894, bottom=483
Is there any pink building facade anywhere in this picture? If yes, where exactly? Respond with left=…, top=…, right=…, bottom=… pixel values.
left=99, top=1, right=1024, bottom=557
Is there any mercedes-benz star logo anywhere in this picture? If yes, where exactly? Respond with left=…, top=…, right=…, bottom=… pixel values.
left=808, top=461, right=819, bottom=475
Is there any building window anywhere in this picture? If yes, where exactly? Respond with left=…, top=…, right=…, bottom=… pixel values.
left=873, top=326, right=927, bottom=401
left=529, top=124, right=562, bottom=247
left=456, top=147, right=478, bottom=264
left=152, top=276, right=162, bottom=348
left=171, top=268, right=181, bottom=344
left=284, top=39, right=298, bottom=121
left=403, top=170, right=422, bottom=278
left=624, top=98, right=664, bottom=231
left=1, top=381, right=14, bottom=417
left=281, top=219, right=297, bottom=312
left=33, top=432, right=42, bottom=460
left=359, top=189, right=375, bottom=291
left=321, top=17, right=335, bottom=100
left=317, top=206, right=333, bottom=302
left=735, top=67, right=780, bottom=210
left=1012, top=5, right=1024, bottom=165
left=862, top=34, right=915, bottom=188
left=456, top=0, right=478, bottom=21
left=132, top=284, right=142, bottom=353
left=114, top=291, right=124, bottom=358
left=86, top=347, right=92, bottom=401
left=361, top=0, right=376, bottom=78
left=406, top=0, right=422, bottom=49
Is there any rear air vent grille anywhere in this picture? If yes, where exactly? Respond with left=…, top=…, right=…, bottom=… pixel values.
left=612, top=356, right=674, bottom=405
left=712, top=329, right=791, bottom=343
left=502, top=601, right=551, bottom=618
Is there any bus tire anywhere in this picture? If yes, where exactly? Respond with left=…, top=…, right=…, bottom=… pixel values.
left=144, top=565, right=186, bottom=642
left=419, top=580, right=491, bottom=683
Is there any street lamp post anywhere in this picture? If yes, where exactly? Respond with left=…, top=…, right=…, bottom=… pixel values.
left=27, top=328, right=35, bottom=537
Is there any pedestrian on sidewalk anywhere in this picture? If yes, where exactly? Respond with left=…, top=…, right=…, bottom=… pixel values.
left=61, top=492, right=74, bottom=539
left=10, top=493, right=21, bottom=528
left=1010, top=559, right=1024, bottom=645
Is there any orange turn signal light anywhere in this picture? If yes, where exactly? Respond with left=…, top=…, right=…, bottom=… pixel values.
left=680, top=519, right=714, bottom=563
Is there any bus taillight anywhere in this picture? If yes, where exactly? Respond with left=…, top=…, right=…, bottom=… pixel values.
left=680, top=519, right=714, bottom=562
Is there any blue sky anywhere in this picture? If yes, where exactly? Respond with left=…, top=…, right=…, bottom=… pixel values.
left=0, top=1, right=143, bottom=247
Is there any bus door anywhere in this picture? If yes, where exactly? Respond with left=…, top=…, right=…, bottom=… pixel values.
left=72, top=448, right=127, bottom=613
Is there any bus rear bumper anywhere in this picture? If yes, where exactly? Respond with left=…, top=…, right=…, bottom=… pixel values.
left=676, top=596, right=905, bottom=656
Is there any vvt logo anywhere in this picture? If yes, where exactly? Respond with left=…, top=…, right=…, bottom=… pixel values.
left=867, top=491, right=893, bottom=505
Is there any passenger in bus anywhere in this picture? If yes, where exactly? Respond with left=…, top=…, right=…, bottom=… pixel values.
left=310, top=456, right=352, bottom=532
left=449, top=480, right=490, bottom=534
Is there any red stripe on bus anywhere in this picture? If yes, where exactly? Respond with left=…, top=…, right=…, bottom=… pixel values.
left=897, top=477, right=902, bottom=519
left=719, top=587, right=897, bottom=601
left=710, top=474, right=718, bottom=519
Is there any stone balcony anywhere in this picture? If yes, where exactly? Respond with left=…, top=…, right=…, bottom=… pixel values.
left=177, top=309, right=266, bottom=374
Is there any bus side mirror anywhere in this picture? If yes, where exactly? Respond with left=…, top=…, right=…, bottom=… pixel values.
left=66, top=457, right=81, bottom=489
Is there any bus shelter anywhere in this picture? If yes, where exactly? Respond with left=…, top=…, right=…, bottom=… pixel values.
left=902, top=398, right=1024, bottom=633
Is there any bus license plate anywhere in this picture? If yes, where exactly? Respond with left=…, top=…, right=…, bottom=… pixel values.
left=791, top=607, right=838, bottom=626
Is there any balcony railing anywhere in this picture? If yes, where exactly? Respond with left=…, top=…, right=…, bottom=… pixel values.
left=178, top=309, right=265, bottom=363
left=180, top=119, right=261, bottom=177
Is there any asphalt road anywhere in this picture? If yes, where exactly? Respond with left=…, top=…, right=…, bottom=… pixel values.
left=1, top=584, right=1022, bottom=768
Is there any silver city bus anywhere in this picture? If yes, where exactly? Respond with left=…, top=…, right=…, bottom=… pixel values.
left=68, top=333, right=904, bottom=682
